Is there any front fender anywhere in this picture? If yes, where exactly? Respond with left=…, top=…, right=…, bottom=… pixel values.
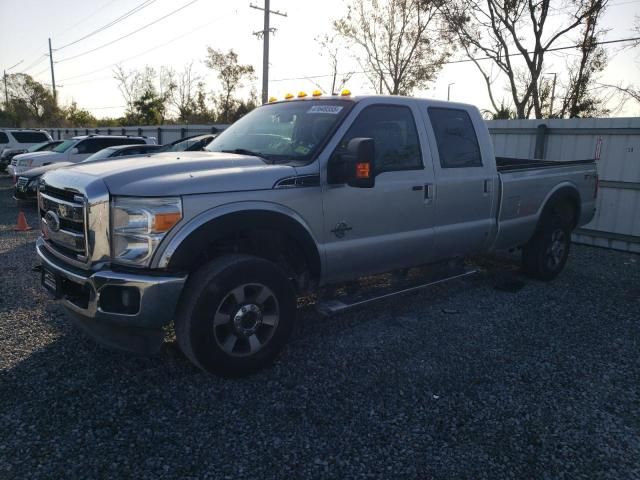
left=151, top=200, right=323, bottom=274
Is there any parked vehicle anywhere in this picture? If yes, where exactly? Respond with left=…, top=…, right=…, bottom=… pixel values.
left=0, top=129, right=53, bottom=166
left=159, top=134, right=217, bottom=152
left=0, top=140, right=63, bottom=170
left=36, top=94, right=598, bottom=377
left=14, top=144, right=164, bottom=200
left=8, top=134, right=156, bottom=177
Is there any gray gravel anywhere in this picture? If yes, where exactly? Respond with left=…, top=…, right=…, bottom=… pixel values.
left=1, top=174, right=639, bottom=479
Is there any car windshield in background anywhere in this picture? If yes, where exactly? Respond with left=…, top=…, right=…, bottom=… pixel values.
left=165, top=138, right=205, bottom=152
left=27, top=142, right=47, bottom=152
left=205, top=100, right=353, bottom=163
left=11, top=131, right=49, bottom=143
left=83, top=148, right=117, bottom=162
left=52, top=139, right=76, bottom=153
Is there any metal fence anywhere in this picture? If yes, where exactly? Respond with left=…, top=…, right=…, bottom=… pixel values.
left=46, top=124, right=229, bottom=145
left=487, top=117, right=640, bottom=253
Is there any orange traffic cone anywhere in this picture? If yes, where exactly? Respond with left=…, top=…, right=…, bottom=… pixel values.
left=14, top=211, right=32, bottom=231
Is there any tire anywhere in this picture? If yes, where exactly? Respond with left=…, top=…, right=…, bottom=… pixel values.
left=175, top=254, right=296, bottom=377
left=522, top=213, right=572, bottom=281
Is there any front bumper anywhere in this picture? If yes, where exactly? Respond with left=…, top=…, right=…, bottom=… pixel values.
left=36, top=238, right=187, bottom=354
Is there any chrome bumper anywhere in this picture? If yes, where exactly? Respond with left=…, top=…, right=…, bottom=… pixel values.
left=36, top=238, right=187, bottom=353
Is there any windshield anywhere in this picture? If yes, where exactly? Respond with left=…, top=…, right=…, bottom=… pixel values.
left=205, top=100, right=353, bottom=163
left=27, top=142, right=48, bottom=152
left=52, top=139, right=77, bottom=153
left=82, top=148, right=117, bottom=162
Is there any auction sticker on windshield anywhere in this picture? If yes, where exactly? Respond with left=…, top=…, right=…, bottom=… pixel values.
left=307, top=105, right=344, bottom=114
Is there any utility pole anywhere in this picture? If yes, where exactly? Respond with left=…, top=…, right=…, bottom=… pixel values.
left=447, top=82, right=455, bottom=101
left=250, top=1, right=287, bottom=104
left=548, top=72, right=557, bottom=118
left=48, top=38, right=57, bottom=104
left=3, top=60, right=23, bottom=108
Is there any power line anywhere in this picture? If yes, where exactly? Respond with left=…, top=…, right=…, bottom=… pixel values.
left=56, top=0, right=201, bottom=64
left=53, top=0, right=121, bottom=40
left=56, top=12, right=236, bottom=84
left=55, top=0, right=158, bottom=51
left=269, top=36, right=640, bottom=83
left=22, top=55, right=48, bottom=73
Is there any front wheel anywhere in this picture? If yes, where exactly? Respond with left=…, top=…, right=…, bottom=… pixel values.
left=175, top=255, right=296, bottom=377
left=522, top=214, right=572, bottom=281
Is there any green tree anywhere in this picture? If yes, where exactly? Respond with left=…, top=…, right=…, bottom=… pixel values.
left=63, top=101, right=97, bottom=127
left=205, top=48, right=255, bottom=123
left=2, top=73, right=60, bottom=126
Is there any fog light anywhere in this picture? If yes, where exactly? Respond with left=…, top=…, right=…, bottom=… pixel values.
left=99, top=286, right=141, bottom=315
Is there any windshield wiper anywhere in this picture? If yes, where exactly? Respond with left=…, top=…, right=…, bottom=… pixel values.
left=219, top=148, right=272, bottom=163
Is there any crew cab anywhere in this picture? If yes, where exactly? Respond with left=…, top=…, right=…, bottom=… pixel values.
left=8, top=134, right=156, bottom=177
left=36, top=95, right=597, bottom=377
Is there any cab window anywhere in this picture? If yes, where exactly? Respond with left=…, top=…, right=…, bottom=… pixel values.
left=428, top=108, right=482, bottom=168
left=337, top=105, right=422, bottom=173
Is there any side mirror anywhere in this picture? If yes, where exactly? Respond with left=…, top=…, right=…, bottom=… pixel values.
left=345, top=137, right=375, bottom=188
left=70, top=147, right=79, bottom=154
left=328, top=137, right=375, bottom=188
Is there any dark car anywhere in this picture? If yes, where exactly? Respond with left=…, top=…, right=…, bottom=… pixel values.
left=1, top=140, right=63, bottom=170
left=160, top=134, right=217, bottom=152
left=14, top=144, right=163, bottom=200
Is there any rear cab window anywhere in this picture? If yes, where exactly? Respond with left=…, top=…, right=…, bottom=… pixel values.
left=427, top=108, right=482, bottom=168
left=0, top=132, right=9, bottom=144
left=10, top=131, right=50, bottom=143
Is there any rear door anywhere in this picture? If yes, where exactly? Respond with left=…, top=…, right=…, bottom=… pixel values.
left=321, top=100, right=437, bottom=283
left=422, top=107, right=496, bottom=257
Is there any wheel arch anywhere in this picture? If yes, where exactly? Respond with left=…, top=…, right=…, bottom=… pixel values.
left=537, top=183, right=582, bottom=230
left=153, top=203, right=322, bottom=289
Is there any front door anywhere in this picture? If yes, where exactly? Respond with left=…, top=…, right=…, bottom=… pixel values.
left=321, top=101, right=436, bottom=283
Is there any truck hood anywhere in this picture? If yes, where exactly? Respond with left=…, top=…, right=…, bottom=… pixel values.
left=47, top=151, right=298, bottom=196
left=20, top=162, right=74, bottom=179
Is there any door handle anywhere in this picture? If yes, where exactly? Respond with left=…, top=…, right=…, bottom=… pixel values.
left=483, top=179, right=492, bottom=194
left=424, top=183, right=434, bottom=203
left=411, top=185, right=424, bottom=191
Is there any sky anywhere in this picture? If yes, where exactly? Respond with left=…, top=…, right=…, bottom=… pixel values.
left=1, top=0, right=639, bottom=119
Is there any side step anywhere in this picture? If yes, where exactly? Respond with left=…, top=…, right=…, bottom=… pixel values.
left=315, top=268, right=477, bottom=316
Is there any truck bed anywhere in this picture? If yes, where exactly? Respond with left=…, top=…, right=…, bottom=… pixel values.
left=496, top=157, right=595, bottom=172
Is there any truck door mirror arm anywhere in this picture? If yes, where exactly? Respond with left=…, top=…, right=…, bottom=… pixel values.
left=327, top=137, right=376, bottom=188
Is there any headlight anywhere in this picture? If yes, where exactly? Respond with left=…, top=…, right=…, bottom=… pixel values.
left=111, top=196, right=182, bottom=266
left=18, top=159, right=33, bottom=167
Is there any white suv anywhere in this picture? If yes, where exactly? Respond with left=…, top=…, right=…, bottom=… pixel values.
left=8, top=135, right=156, bottom=177
left=0, top=129, right=53, bottom=164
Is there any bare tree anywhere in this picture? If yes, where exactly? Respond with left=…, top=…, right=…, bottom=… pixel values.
left=313, top=34, right=354, bottom=94
left=167, top=62, right=202, bottom=121
left=334, top=0, right=451, bottom=95
left=441, top=0, right=609, bottom=118
left=205, top=48, right=255, bottom=123
left=113, top=65, right=175, bottom=124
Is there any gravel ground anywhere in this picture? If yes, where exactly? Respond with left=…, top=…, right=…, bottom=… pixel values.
left=1, top=174, right=639, bottom=479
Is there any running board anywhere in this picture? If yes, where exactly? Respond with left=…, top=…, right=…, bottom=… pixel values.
left=315, top=269, right=477, bottom=316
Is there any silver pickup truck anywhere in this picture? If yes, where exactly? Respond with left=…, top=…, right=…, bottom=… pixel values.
left=36, top=95, right=598, bottom=376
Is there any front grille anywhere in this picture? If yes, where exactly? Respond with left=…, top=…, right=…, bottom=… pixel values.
left=39, top=186, right=87, bottom=261
left=16, top=177, right=28, bottom=189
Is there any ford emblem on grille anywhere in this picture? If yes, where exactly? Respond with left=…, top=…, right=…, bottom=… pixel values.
left=45, top=210, right=61, bottom=232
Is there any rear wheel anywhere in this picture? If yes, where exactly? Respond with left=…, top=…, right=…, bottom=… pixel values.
left=175, top=254, right=296, bottom=377
left=522, top=213, right=572, bottom=281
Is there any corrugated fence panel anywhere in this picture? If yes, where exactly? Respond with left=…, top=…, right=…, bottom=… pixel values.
left=47, top=124, right=230, bottom=145
left=487, top=117, right=640, bottom=253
